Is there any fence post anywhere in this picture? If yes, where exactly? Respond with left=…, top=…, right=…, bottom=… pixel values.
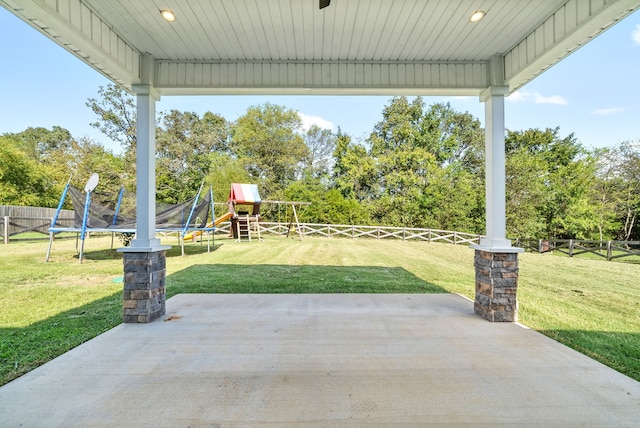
left=569, top=239, right=574, bottom=257
left=607, top=241, right=613, bottom=261
left=3, top=216, right=8, bottom=244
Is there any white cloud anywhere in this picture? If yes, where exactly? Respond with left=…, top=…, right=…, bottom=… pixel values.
left=507, top=90, right=568, bottom=105
left=592, top=107, right=627, bottom=115
left=506, top=91, right=527, bottom=102
left=298, top=112, right=334, bottom=131
left=632, top=24, right=640, bottom=45
left=533, top=93, right=568, bottom=105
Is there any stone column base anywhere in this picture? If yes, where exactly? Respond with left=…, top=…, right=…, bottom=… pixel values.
left=474, top=250, right=518, bottom=322
left=122, top=251, right=166, bottom=323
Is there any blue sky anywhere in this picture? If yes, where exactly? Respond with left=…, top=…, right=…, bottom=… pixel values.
left=1, top=7, right=638, bottom=155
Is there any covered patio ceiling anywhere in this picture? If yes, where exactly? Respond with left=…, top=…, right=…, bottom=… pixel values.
left=3, top=0, right=640, bottom=97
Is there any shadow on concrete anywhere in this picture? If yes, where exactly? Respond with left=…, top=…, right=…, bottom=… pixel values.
left=166, top=264, right=446, bottom=296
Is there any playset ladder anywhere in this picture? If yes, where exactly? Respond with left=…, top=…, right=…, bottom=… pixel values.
left=236, top=214, right=251, bottom=242
left=235, top=214, right=263, bottom=243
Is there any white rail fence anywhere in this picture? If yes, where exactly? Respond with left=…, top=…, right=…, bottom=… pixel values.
left=216, top=222, right=640, bottom=261
left=213, top=221, right=484, bottom=245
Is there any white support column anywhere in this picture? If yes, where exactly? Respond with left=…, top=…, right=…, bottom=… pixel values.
left=127, top=85, right=164, bottom=251
left=117, top=54, right=170, bottom=254
left=472, top=85, right=521, bottom=253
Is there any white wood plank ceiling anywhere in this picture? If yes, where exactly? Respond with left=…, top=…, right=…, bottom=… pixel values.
left=2, top=0, right=639, bottom=96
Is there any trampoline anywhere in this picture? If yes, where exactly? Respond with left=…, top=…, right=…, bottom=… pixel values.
left=46, top=177, right=217, bottom=262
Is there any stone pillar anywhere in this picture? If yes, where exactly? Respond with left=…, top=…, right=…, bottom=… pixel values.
left=122, top=251, right=166, bottom=323
left=474, top=250, right=519, bottom=322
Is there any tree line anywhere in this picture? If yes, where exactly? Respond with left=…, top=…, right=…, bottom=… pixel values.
left=1, top=84, right=638, bottom=241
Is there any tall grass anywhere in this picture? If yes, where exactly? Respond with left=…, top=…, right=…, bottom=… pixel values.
left=1, top=234, right=639, bottom=385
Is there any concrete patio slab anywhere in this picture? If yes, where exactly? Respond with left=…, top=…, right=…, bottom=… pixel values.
left=1, top=293, right=639, bottom=426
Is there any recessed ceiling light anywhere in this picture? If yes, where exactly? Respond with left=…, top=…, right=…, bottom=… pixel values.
left=160, top=9, right=176, bottom=22
left=470, top=10, right=486, bottom=22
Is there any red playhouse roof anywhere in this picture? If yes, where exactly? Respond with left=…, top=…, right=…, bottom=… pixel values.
left=228, top=183, right=261, bottom=203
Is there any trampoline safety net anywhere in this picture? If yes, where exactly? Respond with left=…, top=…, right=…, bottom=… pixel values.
left=67, top=186, right=211, bottom=229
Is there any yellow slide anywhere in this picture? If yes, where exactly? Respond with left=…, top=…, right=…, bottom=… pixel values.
left=183, top=212, right=233, bottom=241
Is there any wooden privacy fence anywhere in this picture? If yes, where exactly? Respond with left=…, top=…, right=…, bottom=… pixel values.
left=514, top=238, right=640, bottom=261
left=1, top=206, right=74, bottom=244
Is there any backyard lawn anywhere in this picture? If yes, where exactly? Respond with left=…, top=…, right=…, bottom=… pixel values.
left=1, top=234, right=639, bottom=385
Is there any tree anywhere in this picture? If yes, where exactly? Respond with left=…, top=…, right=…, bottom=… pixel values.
left=369, top=96, right=425, bottom=155
left=156, top=110, right=230, bottom=203
left=505, top=147, right=547, bottom=238
left=365, top=97, right=485, bottom=230
left=1, top=126, right=126, bottom=209
left=544, top=158, right=599, bottom=239
left=420, top=102, right=485, bottom=168
left=368, top=147, right=435, bottom=227
left=205, top=152, right=252, bottom=207
left=595, top=141, right=640, bottom=241
left=369, top=98, right=484, bottom=166
left=87, top=85, right=237, bottom=204
left=0, top=136, right=60, bottom=207
left=419, top=164, right=483, bottom=232
left=301, top=125, right=335, bottom=180
left=283, top=178, right=370, bottom=225
left=231, top=103, right=308, bottom=197
left=332, top=130, right=377, bottom=203
left=6, top=126, right=73, bottom=161
left=2, top=126, right=77, bottom=199
left=63, top=137, right=126, bottom=207
left=86, top=84, right=137, bottom=165
left=591, top=149, right=622, bottom=241
left=505, top=128, right=599, bottom=239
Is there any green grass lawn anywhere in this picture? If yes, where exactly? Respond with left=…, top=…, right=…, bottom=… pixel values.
left=1, top=234, right=639, bottom=386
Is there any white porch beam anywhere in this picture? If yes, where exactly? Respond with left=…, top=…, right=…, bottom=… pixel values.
left=154, top=60, right=490, bottom=96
